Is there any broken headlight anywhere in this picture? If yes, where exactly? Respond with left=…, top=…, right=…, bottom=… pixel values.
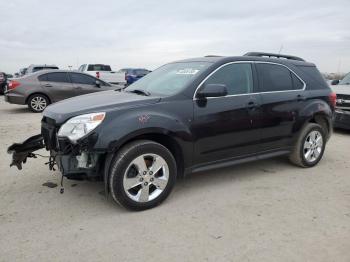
left=57, top=112, right=105, bottom=143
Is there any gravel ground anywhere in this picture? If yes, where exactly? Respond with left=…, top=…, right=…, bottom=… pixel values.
left=0, top=98, right=349, bottom=262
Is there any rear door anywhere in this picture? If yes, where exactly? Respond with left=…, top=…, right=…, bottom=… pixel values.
left=192, top=62, right=262, bottom=165
left=255, top=62, right=305, bottom=150
left=39, top=72, right=74, bottom=102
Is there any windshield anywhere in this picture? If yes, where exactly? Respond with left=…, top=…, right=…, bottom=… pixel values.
left=125, top=62, right=211, bottom=96
left=339, top=73, right=350, bottom=85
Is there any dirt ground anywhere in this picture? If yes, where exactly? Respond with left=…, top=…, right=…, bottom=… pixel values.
left=0, top=98, right=349, bottom=262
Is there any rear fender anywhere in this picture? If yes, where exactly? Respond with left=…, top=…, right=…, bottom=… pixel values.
left=293, top=99, right=332, bottom=142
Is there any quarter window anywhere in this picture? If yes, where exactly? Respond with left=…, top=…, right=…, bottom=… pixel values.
left=203, top=63, right=253, bottom=95
left=291, top=73, right=304, bottom=90
left=256, top=63, right=297, bottom=92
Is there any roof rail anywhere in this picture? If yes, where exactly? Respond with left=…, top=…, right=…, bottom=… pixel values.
left=244, top=52, right=305, bottom=62
left=204, top=55, right=222, bottom=57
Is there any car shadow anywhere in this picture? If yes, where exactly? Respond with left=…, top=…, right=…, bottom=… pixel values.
left=334, top=128, right=350, bottom=135
left=3, top=107, right=33, bottom=114
left=174, top=156, right=291, bottom=195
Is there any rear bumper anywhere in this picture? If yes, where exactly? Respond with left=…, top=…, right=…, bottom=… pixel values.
left=4, top=93, right=26, bottom=105
left=333, top=109, right=350, bottom=130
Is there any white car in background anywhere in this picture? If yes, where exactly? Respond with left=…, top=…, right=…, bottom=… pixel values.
left=78, top=64, right=126, bottom=85
left=331, top=72, right=350, bottom=129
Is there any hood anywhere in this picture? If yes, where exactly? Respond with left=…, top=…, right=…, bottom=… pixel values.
left=331, top=85, right=350, bottom=95
left=43, top=90, right=161, bottom=124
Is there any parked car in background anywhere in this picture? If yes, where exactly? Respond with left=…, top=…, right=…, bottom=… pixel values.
left=120, top=68, right=151, bottom=85
left=8, top=52, right=334, bottom=210
left=5, top=70, right=119, bottom=112
left=78, top=64, right=126, bottom=85
left=331, top=72, right=350, bottom=129
left=26, top=64, right=59, bottom=75
left=19, top=68, right=27, bottom=76
left=0, top=72, right=8, bottom=95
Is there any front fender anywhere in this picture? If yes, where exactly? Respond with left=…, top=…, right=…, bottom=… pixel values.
left=93, top=99, right=194, bottom=165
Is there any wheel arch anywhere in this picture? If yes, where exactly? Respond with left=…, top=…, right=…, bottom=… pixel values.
left=294, top=99, right=333, bottom=142
left=103, top=130, right=189, bottom=196
left=25, top=92, right=52, bottom=104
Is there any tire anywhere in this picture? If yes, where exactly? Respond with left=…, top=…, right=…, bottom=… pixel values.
left=0, top=84, right=5, bottom=95
left=109, top=140, right=177, bottom=211
left=289, top=123, right=326, bottom=167
left=28, top=94, right=49, bottom=113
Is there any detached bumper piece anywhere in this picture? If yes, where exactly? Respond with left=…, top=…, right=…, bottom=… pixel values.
left=7, top=134, right=45, bottom=170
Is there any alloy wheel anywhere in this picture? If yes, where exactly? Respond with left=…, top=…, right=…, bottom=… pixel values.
left=123, top=154, right=169, bottom=203
left=303, top=130, right=323, bottom=163
left=30, top=96, right=47, bottom=111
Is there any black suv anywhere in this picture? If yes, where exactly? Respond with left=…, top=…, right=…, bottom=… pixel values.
left=8, top=52, right=335, bottom=210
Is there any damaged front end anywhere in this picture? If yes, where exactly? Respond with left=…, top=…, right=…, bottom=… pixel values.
left=8, top=115, right=106, bottom=181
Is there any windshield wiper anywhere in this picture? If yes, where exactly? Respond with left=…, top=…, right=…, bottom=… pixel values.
left=126, top=89, right=151, bottom=96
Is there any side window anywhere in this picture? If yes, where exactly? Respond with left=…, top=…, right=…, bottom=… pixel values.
left=38, top=74, right=48, bottom=81
left=45, top=72, right=70, bottom=83
left=70, top=73, right=96, bottom=85
left=256, top=64, right=294, bottom=92
left=204, top=63, right=253, bottom=95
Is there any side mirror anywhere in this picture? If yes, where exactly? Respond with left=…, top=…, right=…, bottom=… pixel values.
left=95, top=80, right=101, bottom=87
left=331, top=79, right=340, bottom=85
left=197, top=83, right=228, bottom=99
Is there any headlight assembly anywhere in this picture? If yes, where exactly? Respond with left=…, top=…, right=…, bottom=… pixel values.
left=57, top=112, right=105, bottom=143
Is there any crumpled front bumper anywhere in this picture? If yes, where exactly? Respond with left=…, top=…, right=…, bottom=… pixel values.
left=7, top=131, right=105, bottom=180
left=7, top=134, right=45, bottom=170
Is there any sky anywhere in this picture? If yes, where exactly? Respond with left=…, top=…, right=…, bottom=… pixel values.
left=0, top=0, right=349, bottom=74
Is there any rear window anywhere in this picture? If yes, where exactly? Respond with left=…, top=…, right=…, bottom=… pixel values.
left=87, top=64, right=111, bottom=71
left=134, top=69, right=150, bottom=75
left=33, top=66, right=59, bottom=73
left=339, top=73, right=350, bottom=85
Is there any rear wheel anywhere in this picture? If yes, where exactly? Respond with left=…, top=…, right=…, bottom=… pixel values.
left=109, top=140, right=177, bottom=211
left=289, top=123, right=326, bottom=167
left=28, top=94, right=49, bottom=112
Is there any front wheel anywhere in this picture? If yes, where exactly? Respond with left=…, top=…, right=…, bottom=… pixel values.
left=109, top=140, right=177, bottom=211
left=28, top=94, right=49, bottom=112
left=289, top=123, right=326, bottom=167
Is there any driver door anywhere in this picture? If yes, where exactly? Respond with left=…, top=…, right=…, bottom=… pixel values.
left=192, top=62, right=262, bottom=166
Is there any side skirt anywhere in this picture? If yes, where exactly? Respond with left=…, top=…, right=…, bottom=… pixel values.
left=186, top=149, right=291, bottom=175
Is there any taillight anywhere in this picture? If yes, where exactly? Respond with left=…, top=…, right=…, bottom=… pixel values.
left=8, top=80, right=21, bottom=90
left=329, top=92, right=337, bottom=108
left=125, top=73, right=127, bottom=81
left=96, top=72, right=100, bottom=79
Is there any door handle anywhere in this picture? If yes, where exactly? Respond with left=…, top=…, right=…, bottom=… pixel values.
left=297, top=94, right=306, bottom=101
left=44, top=84, right=52, bottom=87
left=75, top=86, right=82, bottom=90
left=247, top=100, right=259, bottom=110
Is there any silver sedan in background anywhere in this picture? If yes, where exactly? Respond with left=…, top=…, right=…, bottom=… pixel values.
left=4, top=70, right=122, bottom=112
